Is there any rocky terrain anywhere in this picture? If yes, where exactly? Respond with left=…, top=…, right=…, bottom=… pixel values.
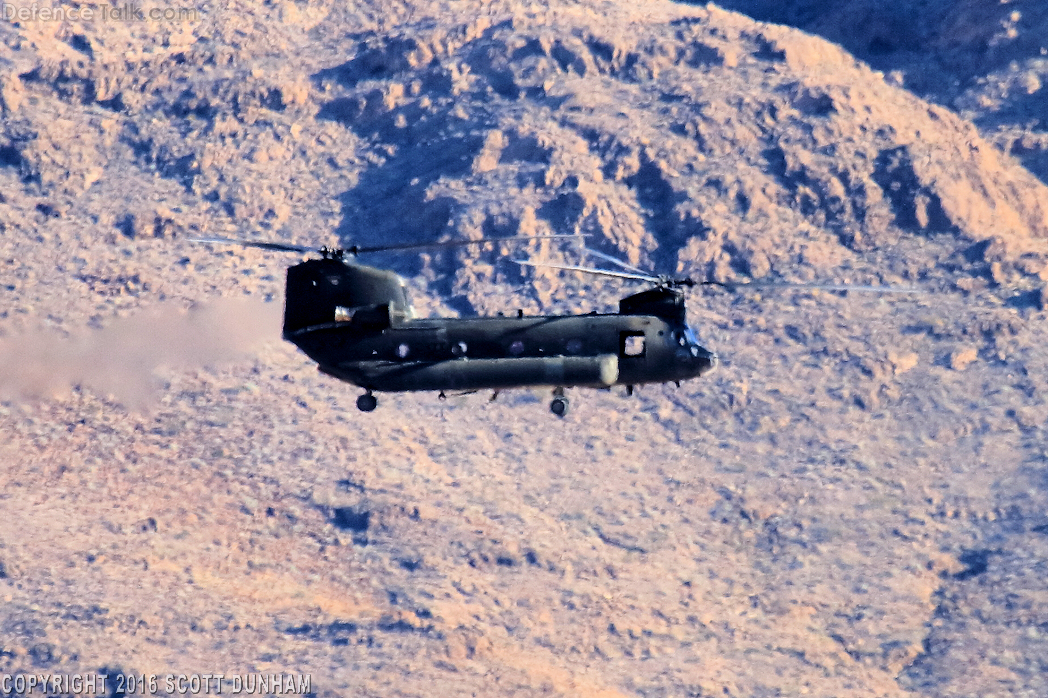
left=1, top=0, right=1048, bottom=696
left=708, top=0, right=1048, bottom=184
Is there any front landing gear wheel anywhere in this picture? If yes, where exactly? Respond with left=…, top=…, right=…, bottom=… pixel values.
left=550, top=395, right=570, bottom=418
left=356, top=392, right=377, bottom=412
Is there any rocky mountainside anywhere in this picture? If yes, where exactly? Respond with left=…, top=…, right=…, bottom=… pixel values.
left=707, top=0, right=1048, bottom=183
left=1, top=1, right=1047, bottom=696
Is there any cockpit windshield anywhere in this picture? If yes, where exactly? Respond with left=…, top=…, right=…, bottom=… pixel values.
left=671, top=326, right=706, bottom=360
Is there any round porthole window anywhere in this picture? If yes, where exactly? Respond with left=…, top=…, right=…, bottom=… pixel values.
left=397, top=343, right=410, bottom=358
left=452, top=341, right=468, bottom=357
left=509, top=340, right=525, bottom=356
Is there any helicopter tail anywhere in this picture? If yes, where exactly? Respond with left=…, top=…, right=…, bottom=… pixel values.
left=282, top=258, right=413, bottom=336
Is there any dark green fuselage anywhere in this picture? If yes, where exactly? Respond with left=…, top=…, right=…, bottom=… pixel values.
left=281, top=258, right=716, bottom=393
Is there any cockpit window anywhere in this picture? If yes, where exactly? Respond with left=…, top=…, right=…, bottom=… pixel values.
left=671, top=328, right=700, bottom=347
left=621, top=332, right=646, bottom=357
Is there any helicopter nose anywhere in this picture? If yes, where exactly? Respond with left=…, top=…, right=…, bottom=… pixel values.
left=678, top=345, right=717, bottom=376
left=699, top=350, right=718, bottom=375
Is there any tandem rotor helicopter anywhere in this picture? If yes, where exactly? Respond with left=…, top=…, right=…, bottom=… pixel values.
left=194, top=235, right=917, bottom=417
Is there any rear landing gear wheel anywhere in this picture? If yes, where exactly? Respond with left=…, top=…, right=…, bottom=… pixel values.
left=550, top=395, right=570, bottom=418
left=356, top=392, right=377, bottom=412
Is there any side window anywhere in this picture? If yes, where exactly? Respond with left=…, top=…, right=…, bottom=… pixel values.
left=621, top=331, right=645, bottom=357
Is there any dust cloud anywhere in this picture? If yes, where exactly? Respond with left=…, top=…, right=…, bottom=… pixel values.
left=0, top=298, right=283, bottom=408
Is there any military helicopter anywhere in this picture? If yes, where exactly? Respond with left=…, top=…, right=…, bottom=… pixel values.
left=194, top=235, right=914, bottom=417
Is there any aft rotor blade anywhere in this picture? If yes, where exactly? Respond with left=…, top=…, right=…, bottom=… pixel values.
left=192, top=234, right=584, bottom=256
left=583, top=247, right=649, bottom=275
left=190, top=237, right=317, bottom=254
left=715, top=280, right=926, bottom=294
left=512, top=259, right=662, bottom=283
left=350, top=234, right=586, bottom=255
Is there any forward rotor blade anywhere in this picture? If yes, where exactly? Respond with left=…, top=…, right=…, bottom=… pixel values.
left=190, top=237, right=316, bottom=254
left=350, top=234, right=586, bottom=255
left=717, top=280, right=925, bottom=294
left=512, top=259, right=661, bottom=283
left=583, top=247, right=649, bottom=275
